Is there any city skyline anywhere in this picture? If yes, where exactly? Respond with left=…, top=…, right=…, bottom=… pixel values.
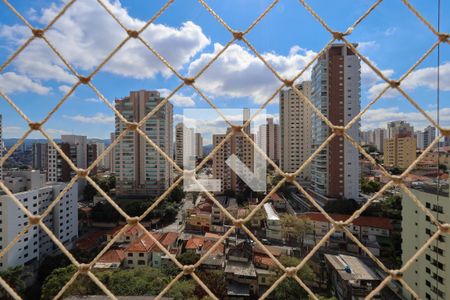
left=0, top=0, right=449, bottom=140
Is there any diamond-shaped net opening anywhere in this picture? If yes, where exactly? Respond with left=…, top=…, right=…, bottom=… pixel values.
left=0, top=0, right=449, bottom=299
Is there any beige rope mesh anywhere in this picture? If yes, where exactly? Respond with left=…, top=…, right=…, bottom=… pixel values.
left=0, top=0, right=449, bottom=299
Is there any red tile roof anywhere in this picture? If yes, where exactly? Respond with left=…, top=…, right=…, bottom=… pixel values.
left=253, top=254, right=276, bottom=267
left=185, top=236, right=205, bottom=250
left=126, top=232, right=178, bottom=253
left=202, top=239, right=224, bottom=255
left=271, top=193, right=283, bottom=202
left=204, top=232, right=222, bottom=240
left=98, top=249, right=125, bottom=263
left=108, top=224, right=141, bottom=237
left=302, top=212, right=393, bottom=230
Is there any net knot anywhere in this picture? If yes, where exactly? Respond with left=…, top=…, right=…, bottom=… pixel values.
left=390, top=270, right=403, bottom=280
left=389, top=80, right=400, bottom=88
left=233, top=218, right=245, bottom=228
left=283, top=79, right=294, bottom=87
left=78, top=263, right=90, bottom=273
left=32, top=28, right=44, bottom=38
left=284, top=173, right=295, bottom=183
left=231, top=125, right=243, bottom=133
left=438, top=32, right=449, bottom=43
left=127, top=217, right=139, bottom=225
left=78, top=76, right=91, bottom=84
left=29, top=215, right=41, bottom=225
left=127, top=30, right=139, bottom=38
left=232, top=31, right=244, bottom=40
left=29, top=122, right=41, bottom=131
left=391, top=175, right=403, bottom=185
left=126, top=122, right=139, bottom=131
left=183, top=77, right=195, bottom=85
left=184, top=169, right=196, bottom=180
left=440, top=128, right=450, bottom=138
left=334, top=220, right=345, bottom=229
left=77, top=168, right=89, bottom=178
left=285, top=267, right=296, bottom=277
left=183, top=264, right=195, bottom=275
left=332, top=31, right=345, bottom=40
left=439, top=223, right=450, bottom=234
left=332, top=126, right=345, bottom=136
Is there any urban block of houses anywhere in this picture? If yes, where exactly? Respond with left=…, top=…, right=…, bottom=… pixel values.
left=302, top=212, right=393, bottom=257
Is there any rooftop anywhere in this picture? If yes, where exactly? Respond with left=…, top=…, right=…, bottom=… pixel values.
left=263, top=203, right=280, bottom=221
left=325, top=254, right=380, bottom=282
left=302, top=212, right=393, bottom=230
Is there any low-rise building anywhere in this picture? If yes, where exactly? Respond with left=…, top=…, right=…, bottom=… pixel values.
left=106, top=225, right=143, bottom=244
left=303, top=212, right=393, bottom=257
left=124, top=232, right=178, bottom=268
left=325, top=254, right=381, bottom=300
left=263, top=203, right=282, bottom=240
left=225, top=241, right=257, bottom=298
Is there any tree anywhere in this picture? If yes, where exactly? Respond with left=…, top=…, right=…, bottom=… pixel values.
left=0, top=266, right=32, bottom=299
left=168, top=279, right=196, bottom=300
left=196, top=270, right=227, bottom=299
left=272, top=256, right=315, bottom=300
left=280, top=214, right=309, bottom=249
left=380, top=195, right=402, bottom=220
left=177, top=252, right=200, bottom=265
left=360, top=178, right=381, bottom=194
left=91, top=201, right=121, bottom=223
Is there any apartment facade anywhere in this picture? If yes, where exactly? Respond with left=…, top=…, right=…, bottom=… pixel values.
left=175, top=123, right=195, bottom=168
left=32, top=143, right=48, bottom=172
left=416, top=126, right=436, bottom=150
left=384, top=136, right=416, bottom=169
left=280, top=81, right=312, bottom=178
left=257, top=117, right=281, bottom=165
left=212, top=109, right=255, bottom=193
left=373, top=128, right=386, bottom=153
left=115, top=90, right=173, bottom=197
left=0, top=170, right=78, bottom=270
left=311, top=44, right=361, bottom=200
left=195, top=132, right=204, bottom=159
left=402, top=180, right=449, bottom=300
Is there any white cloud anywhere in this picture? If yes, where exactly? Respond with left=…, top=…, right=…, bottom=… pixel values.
left=58, top=85, right=72, bottom=93
left=0, top=72, right=50, bottom=95
left=384, top=27, right=397, bottom=36
left=361, top=106, right=449, bottom=130
left=358, top=41, right=379, bottom=53
left=3, top=126, right=24, bottom=137
left=157, top=88, right=196, bottom=107
left=368, top=62, right=450, bottom=99
left=83, top=97, right=103, bottom=103
left=188, top=44, right=316, bottom=103
left=63, top=112, right=114, bottom=124
left=0, top=0, right=210, bottom=86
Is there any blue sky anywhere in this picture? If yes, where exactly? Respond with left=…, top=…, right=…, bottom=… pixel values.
left=0, top=0, right=449, bottom=141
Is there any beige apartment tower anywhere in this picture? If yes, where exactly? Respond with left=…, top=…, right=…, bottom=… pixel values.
left=384, top=121, right=416, bottom=170
left=280, top=81, right=312, bottom=179
left=212, top=109, right=254, bottom=193
left=115, top=90, right=173, bottom=197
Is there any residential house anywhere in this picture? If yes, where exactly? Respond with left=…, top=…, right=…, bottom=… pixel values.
left=95, top=249, right=126, bottom=269
left=225, top=241, right=257, bottom=298
left=106, top=224, right=143, bottom=244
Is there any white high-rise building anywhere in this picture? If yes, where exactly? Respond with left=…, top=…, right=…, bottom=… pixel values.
left=175, top=123, right=195, bottom=168
left=195, top=133, right=203, bottom=159
left=416, top=126, right=436, bottom=150
left=0, top=170, right=78, bottom=270
left=280, top=81, right=312, bottom=179
left=258, top=117, right=281, bottom=165
left=311, top=44, right=361, bottom=200
left=387, top=121, right=414, bottom=139
left=373, top=128, right=386, bottom=153
left=115, top=90, right=173, bottom=197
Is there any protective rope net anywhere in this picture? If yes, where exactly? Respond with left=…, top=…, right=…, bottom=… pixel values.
left=0, top=0, right=449, bottom=299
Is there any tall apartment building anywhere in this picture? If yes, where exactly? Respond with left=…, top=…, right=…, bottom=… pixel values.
left=360, top=130, right=374, bottom=146
left=416, top=126, right=436, bottom=150
left=32, top=143, right=48, bottom=172
left=195, top=133, right=204, bottom=159
left=280, top=81, right=312, bottom=179
left=47, top=137, right=97, bottom=183
left=387, top=120, right=414, bottom=139
left=115, top=90, right=173, bottom=197
left=175, top=123, right=195, bottom=168
left=0, top=170, right=78, bottom=270
left=257, top=117, right=281, bottom=165
left=108, top=132, right=115, bottom=173
left=384, top=121, right=416, bottom=170
left=402, top=179, right=449, bottom=300
left=373, top=128, right=386, bottom=153
left=212, top=109, right=254, bottom=192
left=310, top=44, right=361, bottom=200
